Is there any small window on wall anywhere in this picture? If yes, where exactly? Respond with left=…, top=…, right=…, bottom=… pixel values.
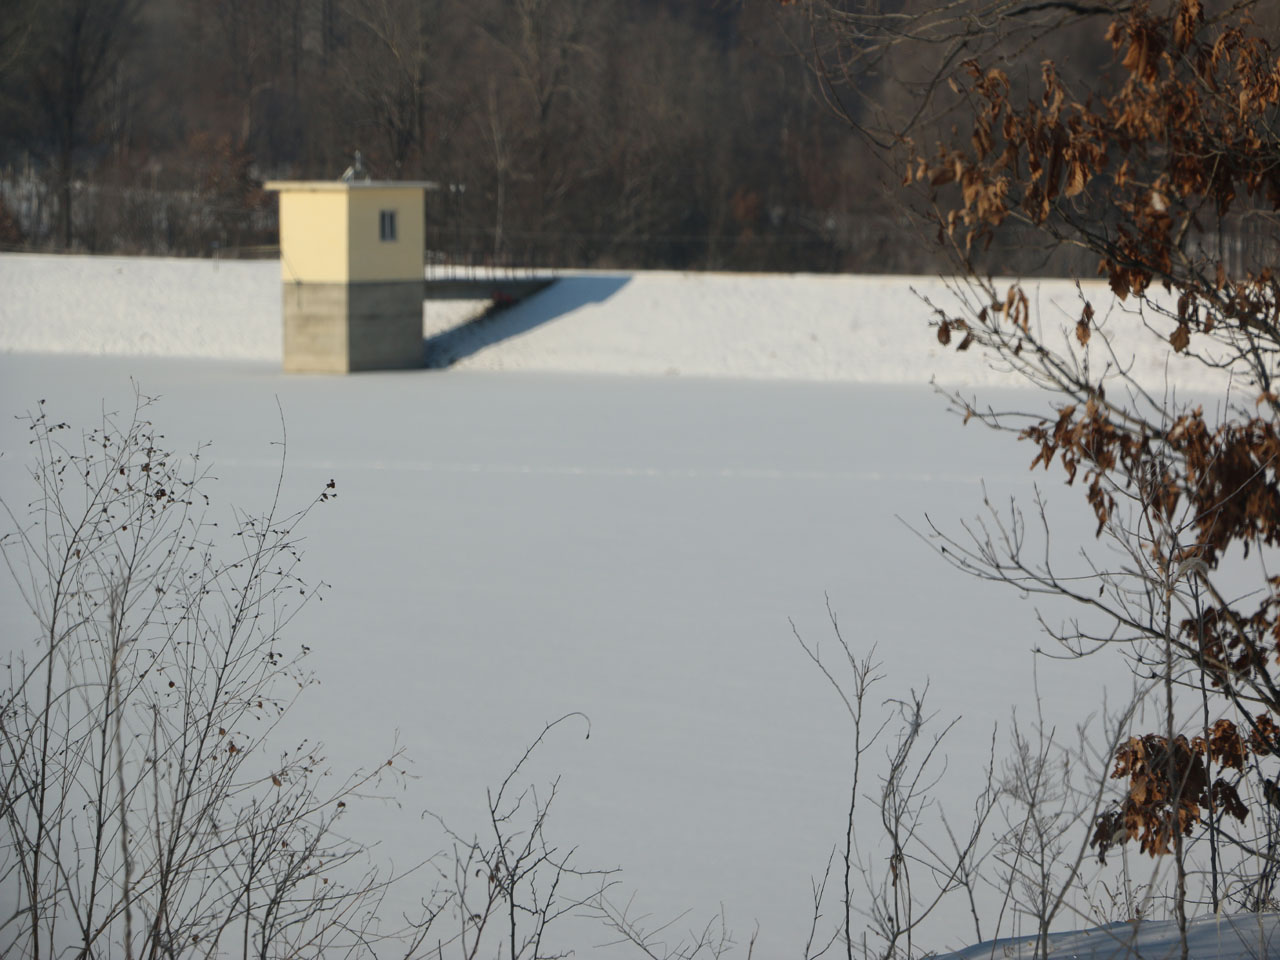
left=379, top=210, right=397, bottom=242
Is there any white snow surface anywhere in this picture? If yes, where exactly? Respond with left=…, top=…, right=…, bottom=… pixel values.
left=945, top=912, right=1280, bottom=959
left=0, top=254, right=1275, bottom=959
left=1, top=253, right=282, bottom=359
left=0, top=253, right=484, bottom=361
left=0, top=253, right=1233, bottom=392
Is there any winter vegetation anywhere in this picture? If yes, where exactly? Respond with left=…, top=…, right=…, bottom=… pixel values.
left=0, top=0, right=1274, bottom=278
left=0, top=0, right=906, bottom=272
left=793, top=0, right=1280, bottom=955
left=5, top=1, right=1280, bottom=958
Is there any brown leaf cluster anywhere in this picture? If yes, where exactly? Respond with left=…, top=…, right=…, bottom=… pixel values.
left=1181, top=580, right=1280, bottom=696
left=908, top=0, right=1280, bottom=294
left=1249, top=714, right=1280, bottom=755
left=1092, top=729, right=1248, bottom=863
left=1012, top=396, right=1280, bottom=566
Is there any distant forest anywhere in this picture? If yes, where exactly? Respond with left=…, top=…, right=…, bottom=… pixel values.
left=1, top=0, right=1247, bottom=275
left=0, top=0, right=905, bottom=270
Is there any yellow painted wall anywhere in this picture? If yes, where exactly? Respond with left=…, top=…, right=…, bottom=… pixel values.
left=271, top=184, right=425, bottom=285
left=278, top=191, right=349, bottom=283
left=347, top=188, right=424, bottom=283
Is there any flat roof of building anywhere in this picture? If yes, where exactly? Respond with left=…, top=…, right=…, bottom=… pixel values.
left=264, top=180, right=440, bottom=191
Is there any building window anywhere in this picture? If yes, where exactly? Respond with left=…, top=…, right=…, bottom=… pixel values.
left=379, top=210, right=397, bottom=242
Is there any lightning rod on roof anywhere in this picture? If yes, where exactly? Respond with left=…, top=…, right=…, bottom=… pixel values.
left=340, top=150, right=368, bottom=183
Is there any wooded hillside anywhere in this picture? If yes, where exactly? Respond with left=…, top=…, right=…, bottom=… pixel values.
left=4, top=0, right=1264, bottom=274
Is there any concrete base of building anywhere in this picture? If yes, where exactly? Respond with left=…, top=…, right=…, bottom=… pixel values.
left=283, top=281, right=424, bottom=373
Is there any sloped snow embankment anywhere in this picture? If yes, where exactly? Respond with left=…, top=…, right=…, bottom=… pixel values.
left=437, top=270, right=1214, bottom=392
left=0, top=254, right=282, bottom=360
left=944, top=911, right=1279, bottom=960
left=0, top=254, right=483, bottom=363
left=0, top=254, right=1234, bottom=393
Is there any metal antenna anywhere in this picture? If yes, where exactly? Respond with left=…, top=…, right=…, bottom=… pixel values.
left=340, top=150, right=368, bottom=182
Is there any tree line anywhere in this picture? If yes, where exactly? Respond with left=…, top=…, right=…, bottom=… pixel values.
left=5, top=0, right=1231, bottom=276
left=0, top=0, right=931, bottom=272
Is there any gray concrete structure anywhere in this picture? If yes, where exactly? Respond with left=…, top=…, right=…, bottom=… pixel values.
left=283, top=281, right=424, bottom=373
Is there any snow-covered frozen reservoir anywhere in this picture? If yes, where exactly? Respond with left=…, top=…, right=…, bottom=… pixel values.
left=1, top=255, right=1272, bottom=958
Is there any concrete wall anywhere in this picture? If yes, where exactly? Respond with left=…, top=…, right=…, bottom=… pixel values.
left=282, top=282, right=349, bottom=372
left=347, top=282, right=425, bottom=370
left=282, top=281, right=424, bottom=373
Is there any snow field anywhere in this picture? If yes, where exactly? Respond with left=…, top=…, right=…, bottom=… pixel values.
left=0, top=254, right=1274, bottom=958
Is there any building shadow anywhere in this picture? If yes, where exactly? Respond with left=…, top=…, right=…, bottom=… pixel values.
left=423, top=275, right=630, bottom=368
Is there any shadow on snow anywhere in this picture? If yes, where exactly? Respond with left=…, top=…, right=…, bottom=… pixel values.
left=423, top=274, right=631, bottom=369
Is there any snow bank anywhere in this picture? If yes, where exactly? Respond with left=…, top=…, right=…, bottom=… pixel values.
left=945, top=911, right=1280, bottom=959
left=0, top=253, right=281, bottom=360
left=0, top=254, right=1231, bottom=393
left=0, top=253, right=481, bottom=362
left=436, top=270, right=1218, bottom=392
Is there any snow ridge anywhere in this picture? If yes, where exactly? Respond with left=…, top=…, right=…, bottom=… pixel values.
left=0, top=254, right=1231, bottom=392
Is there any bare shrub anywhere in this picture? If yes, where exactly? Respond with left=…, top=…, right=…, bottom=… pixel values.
left=0, top=396, right=433, bottom=959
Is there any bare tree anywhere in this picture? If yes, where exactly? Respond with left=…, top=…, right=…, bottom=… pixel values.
left=0, top=396, right=439, bottom=959
left=16, top=0, right=141, bottom=248
left=782, top=0, right=1122, bottom=146
left=0, top=0, right=39, bottom=82
left=988, top=680, right=1142, bottom=957
left=424, top=713, right=618, bottom=960
left=336, top=0, right=441, bottom=176
left=589, top=896, right=744, bottom=960
left=791, top=600, right=999, bottom=959
left=839, top=0, right=1280, bottom=947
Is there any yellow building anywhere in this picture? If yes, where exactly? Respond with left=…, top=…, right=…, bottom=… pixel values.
left=265, top=180, right=433, bottom=372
